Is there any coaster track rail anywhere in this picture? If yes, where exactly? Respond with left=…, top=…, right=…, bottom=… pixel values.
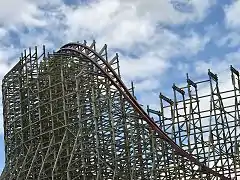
left=58, top=42, right=229, bottom=180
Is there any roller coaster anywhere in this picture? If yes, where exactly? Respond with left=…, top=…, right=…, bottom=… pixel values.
left=0, top=41, right=239, bottom=179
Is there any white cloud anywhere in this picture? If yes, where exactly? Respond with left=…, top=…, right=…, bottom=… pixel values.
left=134, top=78, right=161, bottom=92
left=64, top=0, right=120, bottom=37
left=181, top=31, right=210, bottom=56
left=0, top=0, right=46, bottom=27
left=119, top=53, right=169, bottom=81
left=0, top=62, right=9, bottom=79
left=119, top=0, right=215, bottom=25
left=194, top=50, right=240, bottom=78
left=0, top=28, right=7, bottom=38
left=224, top=0, right=240, bottom=29
left=217, top=32, right=240, bottom=48
left=61, top=0, right=212, bottom=51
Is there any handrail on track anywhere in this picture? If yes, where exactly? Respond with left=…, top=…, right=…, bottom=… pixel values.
left=57, top=42, right=230, bottom=180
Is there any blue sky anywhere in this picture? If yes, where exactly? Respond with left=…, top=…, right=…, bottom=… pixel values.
left=0, top=0, right=240, bottom=172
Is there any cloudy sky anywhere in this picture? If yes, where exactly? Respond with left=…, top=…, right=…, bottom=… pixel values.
left=0, top=0, right=240, bottom=172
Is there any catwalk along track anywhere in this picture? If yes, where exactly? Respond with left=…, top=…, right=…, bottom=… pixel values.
left=1, top=41, right=235, bottom=179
